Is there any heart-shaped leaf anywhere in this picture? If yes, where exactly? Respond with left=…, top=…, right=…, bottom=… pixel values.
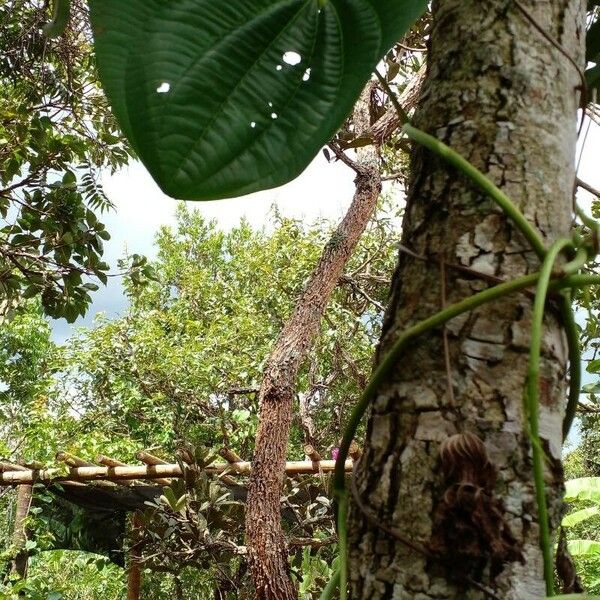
left=89, top=0, right=427, bottom=200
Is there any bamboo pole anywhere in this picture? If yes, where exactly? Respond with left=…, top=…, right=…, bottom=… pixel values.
left=219, top=447, right=246, bottom=475
left=0, top=460, right=353, bottom=486
left=304, top=445, right=322, bottom=463
left=22, top=461, right=44, bottom=470
left=56, top=451, right=95, bottom=467
left=348, top=441, right=363, bottom=461
left=136, top=451, right=167, bottom=465
left=1, top=460, right=84, bottom=487
left=96, top=455, right=127, bottom=467
left=55, top=452, right=118, bottom=488
left=0, top=461, right=26, bottom=472
left=219, top=448, right=243, bottom=464
left=134, top=452, right=171, bottom=485
left=95, top=455, right=150, bottom=486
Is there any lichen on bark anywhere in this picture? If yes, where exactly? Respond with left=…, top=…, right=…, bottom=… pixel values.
left=348, top=0, right=586, bottom=598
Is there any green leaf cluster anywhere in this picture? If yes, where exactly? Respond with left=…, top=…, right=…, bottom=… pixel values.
left=0, top=1, right=131, bottom=321
left=60, top=202, right=398, bottom=457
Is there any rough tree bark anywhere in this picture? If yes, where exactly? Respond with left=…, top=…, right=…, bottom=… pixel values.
left=349, top=1, right=585, bottom=598
left=11, top=484, right=32, bottom=580
left=127, top=512, right=142, bottom=600
left=245, top=83, right=381, bottom=600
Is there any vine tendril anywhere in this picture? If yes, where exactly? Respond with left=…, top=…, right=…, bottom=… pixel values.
left=329, top=73, right=599, bottom=598
left=42, top=0, right=71, bottom=39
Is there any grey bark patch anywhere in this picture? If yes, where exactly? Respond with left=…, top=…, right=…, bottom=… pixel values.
left=462, top=338, right=505, bottom=361
left=470, top=316, right=505, bottom=344
left=456, top=232, right=479, bottom=265
left=470, top=252, right=498, bottom=275
left=414, top=412, right=457, bottom=442
left=414, top=385, right=439, bottom=409
left=474, top=214, right=504, bottom=251
left=445, top=312, right=470, bottom=336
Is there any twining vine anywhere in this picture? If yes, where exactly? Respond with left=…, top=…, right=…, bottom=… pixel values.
left=327, top=94, right=600, bottom=598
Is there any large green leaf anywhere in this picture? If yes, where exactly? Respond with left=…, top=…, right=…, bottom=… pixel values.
left=567, top=539, right=600, bottom=557
left=88, top=0, right=427, bottom=201
left=565, top=478, right=600, bottom=503
left=587, top=16, right=600, bottom=63
left=562, top=506, right=600, bottom=528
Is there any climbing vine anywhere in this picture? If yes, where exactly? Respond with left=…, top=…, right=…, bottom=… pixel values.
left=329, top=118, right=600, bottom=599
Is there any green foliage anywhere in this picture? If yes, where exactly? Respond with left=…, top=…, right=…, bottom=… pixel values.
left=61, top=202, right=398, bottom=457
left=87, top=0, right=427, bottom=200
left=0, top=301, right=142, bottom=465
left=0, top=1, right=131, bottom=321
left=1, top=550, right=124, bottom=600
left=0, top=202, right=397, bottom=597
left=0, top=302, right=65, bottom=460
left=566, top=479, right=600, bottom=504
left=561, top=476, right=600, bottom=594
left=296, top=547, right=338, bottom=598
left=563, top=508, right=600, bottom=528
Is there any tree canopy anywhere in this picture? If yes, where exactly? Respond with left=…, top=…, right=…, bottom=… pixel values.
left=0, top=0, right=130, bottom=321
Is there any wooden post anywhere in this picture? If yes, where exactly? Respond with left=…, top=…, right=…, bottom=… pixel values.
left=11, top=484, right=32, bottom=579
left=127, top=512, right=142, bottom=600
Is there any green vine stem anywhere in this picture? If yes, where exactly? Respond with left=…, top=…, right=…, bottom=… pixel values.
left=374, top=70, right=410, bottom=125
left=320, top=567, right=341, bottom=600
left=42, top=0, right=71, bottom=38
left=560, top=294, right=581, bottom=440
left=401, top=124, right=547, bottom=259
left=526, top=238, right=574, bottom=597
left=560, top=273, right=600, bottom=289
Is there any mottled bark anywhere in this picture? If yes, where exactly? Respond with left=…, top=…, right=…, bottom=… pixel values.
left=11, top=484, right=32, bottom=579
left=246, top=84, right=381, bottom=600
left=349, top=1, right=585, bottom=599
left=127, top=512, right=142, bottom=600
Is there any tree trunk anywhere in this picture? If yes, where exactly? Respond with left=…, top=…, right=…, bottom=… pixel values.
left=246, top=84, right=381, bottom=600
left=349, top=1, right=585, bottom=598
left=127, top=512, right=142, bottom=600
left=11, top=484, right=32, bottom=580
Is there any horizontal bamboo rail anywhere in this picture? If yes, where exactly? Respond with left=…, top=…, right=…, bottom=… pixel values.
left=0, top=462, right=26, bottom=472
left=0, top=459, right=353, bottom=486
left=133, top=452, right=171, bottom=485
